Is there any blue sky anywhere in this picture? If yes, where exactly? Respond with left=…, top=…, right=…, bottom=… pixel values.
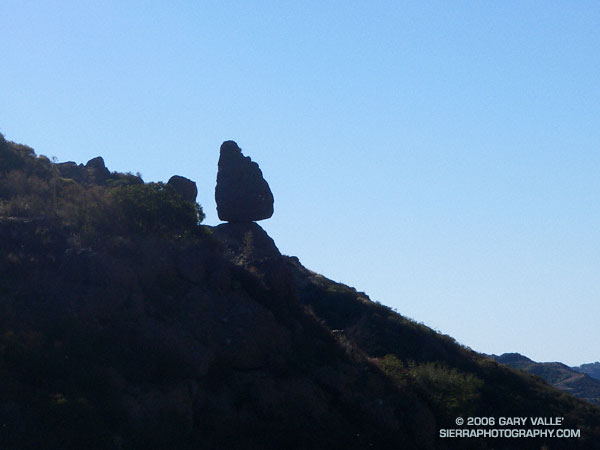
left=1, top=1, right=599, bottom=365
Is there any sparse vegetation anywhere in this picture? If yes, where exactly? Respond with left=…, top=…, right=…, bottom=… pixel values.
left=0, top=133, right=204, bottom=243
left=380, top=354, right=483, bottom=419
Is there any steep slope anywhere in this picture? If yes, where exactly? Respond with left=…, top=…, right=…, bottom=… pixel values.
left=1, top=133, right=600, bottom=450
left=493, top=353, right=600, bottom=405
left=284, top=259, right=600, bottom=447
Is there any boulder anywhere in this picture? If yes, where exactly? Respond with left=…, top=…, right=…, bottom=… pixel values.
left=85, top=156, right=110, bottom=184
left=167, top=175, right=198, bottom=203
left=85, top=156, right=107, bottom=170
left=215, top=141, right=274, bottom=222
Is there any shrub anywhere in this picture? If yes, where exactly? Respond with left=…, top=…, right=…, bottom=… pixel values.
left=380, top=354, right=483, bottom=419
left=111, top=182, right=204, bottom=235
left=106, top=172, right=144, bottom=188
left=0, top=138, right=52, bottom=179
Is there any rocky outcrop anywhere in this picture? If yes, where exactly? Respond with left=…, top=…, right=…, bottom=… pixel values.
left=56, top=156, right=110, bottom=185
left=167, top=175, right=197, bottom=203
left=212, top=222, right=281, bottom=263
left=85, top=156, right=107, bottom=170
left=215, top=141, right=274, bottom=222
left=85, top=156, right=110, bottom=184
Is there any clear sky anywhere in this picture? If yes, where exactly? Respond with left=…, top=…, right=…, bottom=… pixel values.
left=1, top=1, right=599, bottom=366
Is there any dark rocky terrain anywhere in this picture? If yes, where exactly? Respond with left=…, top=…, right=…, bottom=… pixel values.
left=1, top=133, right=600, bottom=450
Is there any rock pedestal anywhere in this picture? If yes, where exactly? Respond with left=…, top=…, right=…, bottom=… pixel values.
left=215, top=141, right=274, bottom=222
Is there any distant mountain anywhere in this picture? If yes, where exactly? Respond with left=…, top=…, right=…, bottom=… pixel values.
left=573, top=362, right=600, bottom=381
left=492, top=353, right=600, bottom=405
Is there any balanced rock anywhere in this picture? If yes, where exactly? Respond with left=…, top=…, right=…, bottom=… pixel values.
left=215, top=141, right=274, bottom=222
left=167, top=175, right=198, bottom=203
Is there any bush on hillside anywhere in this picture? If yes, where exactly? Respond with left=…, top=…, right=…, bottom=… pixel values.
left=380, top=354, right=483, bottom=420
left=111, top=183, right=204, bottom=235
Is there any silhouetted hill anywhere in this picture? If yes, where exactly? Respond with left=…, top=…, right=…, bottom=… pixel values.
left=573, top=362, right=600, bottom=381
left=495, top=353, right=534, bottom=365
left=492, top=353, right=600, bottom=405
left=1, top=132, right=600, bottom=449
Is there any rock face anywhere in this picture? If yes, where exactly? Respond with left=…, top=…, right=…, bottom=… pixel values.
left=56, top=157, right=110, bottom=185
left=215, top=141, right=274, bottom=222
left=167, top=175, right=198, bottom=203
left=85, top=156, right=107, bottom=170
left=85, top=156, right=110, bottom=184
left=213, top=222, right=281, bottom=263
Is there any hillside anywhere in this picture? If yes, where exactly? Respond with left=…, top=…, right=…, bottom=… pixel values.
left=493, top=354, right=600, bottom=406
left=1, top=132, right=600, bottom=450
left=573, top=363, right=600, bottom=381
